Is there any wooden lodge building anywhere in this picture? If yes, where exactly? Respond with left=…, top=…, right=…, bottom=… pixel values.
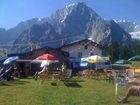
left=6, top=39, right=103, bottom=76
left=8, top=46, right=68, bottom=76
left=59, top=39, right=103, bottom=71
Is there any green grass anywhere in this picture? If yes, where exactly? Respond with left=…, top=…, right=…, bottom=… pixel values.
left=0, top=78, right=139, bottom=105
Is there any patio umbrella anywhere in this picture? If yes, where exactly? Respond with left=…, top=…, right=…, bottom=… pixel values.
left=82, top=55, right=105, bottom=63
left=35, top=53, right=59, bottom=67
left=114, top=60, right=131, bottom=65
left=81, top=55, right=105, bottom=70
left=128, top=55, right=140, bottom=61
left=3, top=56, right=19, bottom=65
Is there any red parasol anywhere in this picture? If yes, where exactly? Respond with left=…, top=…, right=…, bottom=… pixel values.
left=36, top=53, right=58, bottom=61
left=35, top=53, right=58, bottom=67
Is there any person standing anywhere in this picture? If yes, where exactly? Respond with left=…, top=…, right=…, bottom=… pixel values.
left=61, top=63, right=66, bottom=72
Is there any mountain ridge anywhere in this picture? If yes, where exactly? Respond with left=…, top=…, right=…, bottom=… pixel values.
left=0, top=2, right=133, bottom=53
left=0, top=17, right=48, bottom=44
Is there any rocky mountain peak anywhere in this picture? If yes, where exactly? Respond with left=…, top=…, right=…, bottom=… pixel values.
left=10, top=2, right=132, bottom=53
left=52, top=2, right=100, bottom=24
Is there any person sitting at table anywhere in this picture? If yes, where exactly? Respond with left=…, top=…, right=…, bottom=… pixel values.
left=39, top=66, right=49, bottom=74
left=118, top=78, right=140, bottom=103
left=34, top=66, right=48, bottom=80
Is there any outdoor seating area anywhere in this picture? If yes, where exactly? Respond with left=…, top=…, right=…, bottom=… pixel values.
left=0, top=53, right=140, bottom=105
left=76, top=69, right=112, bottom=81
left=34, top=69, right=71, bottom=82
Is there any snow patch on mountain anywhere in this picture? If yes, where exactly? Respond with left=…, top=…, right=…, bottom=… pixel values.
left=115, top=19, right=140, bottom=39
left=60, top=3, right=76, bottom=23
left=130, top=31, right=140, bottom=39
left=65, top=3, right=76, bottom=8
left=37, top=18, right=42, bottom=21
left=60, top=11, right=68, bottom=23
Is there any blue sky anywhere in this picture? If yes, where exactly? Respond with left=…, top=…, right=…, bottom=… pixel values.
left=0, top=0, right=140, bottom=29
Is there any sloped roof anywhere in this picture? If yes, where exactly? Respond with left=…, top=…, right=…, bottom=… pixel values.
left=59, top=39, right=104, bottom=49
left=8, top=46, right=55, bottom=57
left=8, top=46, right=68, bottom=61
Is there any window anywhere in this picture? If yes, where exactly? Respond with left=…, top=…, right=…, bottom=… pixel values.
left=78, top=52, right=82, bottom=58
left=84, top=45, right=88, bottom=49
left=90, top=52, right=94, bottom=56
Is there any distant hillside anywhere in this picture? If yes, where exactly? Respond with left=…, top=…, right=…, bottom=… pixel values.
left=0, top=28, right=9, bottom=43
left=0, top=18, right=48, bottom=45
left=12, top=22, right=62, bottom=53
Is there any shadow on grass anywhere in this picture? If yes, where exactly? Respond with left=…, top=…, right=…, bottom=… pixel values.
left=5, top=79, right=30, bottom=86
left=61, top=77, right=85, bottom=82
left=63, top=81, right=82, bottom=88
left=51, top=82, right=58, bottom=86
left=0, top=83, right=9, bottom=86
left=69, top=79, right=85, bottom=82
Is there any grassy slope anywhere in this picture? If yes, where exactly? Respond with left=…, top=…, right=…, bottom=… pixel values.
left=0, top=78, right=139, bottom=105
